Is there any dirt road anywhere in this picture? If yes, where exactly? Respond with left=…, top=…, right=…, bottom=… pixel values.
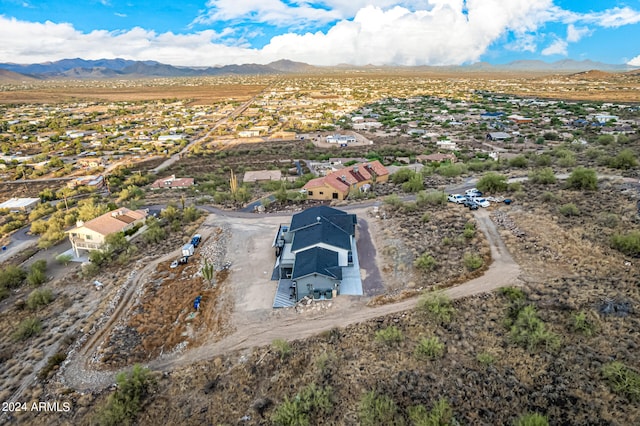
left=60, top=206, right=523, bottom=391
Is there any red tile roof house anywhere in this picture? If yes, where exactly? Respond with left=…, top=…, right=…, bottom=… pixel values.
left=303, top=160, right=389, bottom=201
left=65, top=207, right=148, bottom=257
left=150, top=175, right=195, bottom=189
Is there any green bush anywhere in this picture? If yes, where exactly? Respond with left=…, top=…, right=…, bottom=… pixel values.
left=27, top=288, right=54, bottom=310
left=11, top=317, right=42, bottom=341
left=271, top=384, right=333, bottom=426
left=375, top=326, right=404, bottom=346
left=463, top=221, right=476, bottom=239
left=27, top=268, right=46, bottom=287
left=95, top=364, right=156, bottom=426
left=408, top=398, right=454, bottom=426
left=571, top=311, right=597, bottom=337
left=540, top=191, right=557, bottom=203
left=514, top=412, right=549, bottom=426
left=477, top=172, right=508, bottom=193
left=402, top=174, right=424, bottom=193
left=566, top=167, right=597, bottom=191
left=611, top=231, right=640, bottom=257
left=272, top=339, right=292, bottom=360
left=602, top=362, right=640, bottom=402
left=56, top=254, right=73, bottom=266
left=418, top=292, right=455, bottom=324
left=463, top=252, right=483, bottom=271
left=0, top=265, right=26, bottom=289
left=359, top=391, right=404, bottom=426
left=437, top=163, right=467, bottom=177
left=559, top=203, right=580, bottom=217
left=528, top=168, right=556, bottom=185
left=416, top=191, right=447, bottom=207
left=476, top=352, right=496, bottom=366
left=509, top=305, right=560, bottom=352
left=415, top=336, right=445, bottom=360
left=391, top=168, right=416, bottom=184
left=421, top=213, right=431, bottom=223
left=596, top=212, right=619, bottom=228
left=414, top=253, right=437, bottom=271
left=499, top=286, right=526, bottom=302
left=608, top=148, right=638, bottom=169
left=509, top=156, right=528, bottom=168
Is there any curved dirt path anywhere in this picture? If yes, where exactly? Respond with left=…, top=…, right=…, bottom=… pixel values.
left=61, top=206, right=522, bottom=391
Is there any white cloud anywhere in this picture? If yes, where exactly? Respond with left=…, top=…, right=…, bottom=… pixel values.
left=541, top=38, right=567, bottom=56
left=566, top=24, right=590, bottom=42
left=1, top=1, right=640, bottom=66
left=628, top=55, right=640, bottom=67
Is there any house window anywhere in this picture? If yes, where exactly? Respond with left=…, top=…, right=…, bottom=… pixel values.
left=85, top=235, right=92, bottom=240
left=348, top=251, right=353, bottom=265
left=319, top=191, right=324, bottom=195
left=332, top=193, right=339, bottom=199
left=308, top=191, right=313, bottom=196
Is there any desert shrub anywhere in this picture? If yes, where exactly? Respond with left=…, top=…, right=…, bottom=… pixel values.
left=56, top=254, right=73, bottom=265
left=272, top=339, right=292, bottom=360
left=463, top=221, right=476, bottom=239
left=182, top=206, right=201, bottom=223
left=499, top=286, right=526, bottom=302
left=529, top=168, right=556, bottom=185
left=540, top=191, right=557, bottom=203
left=384, top=194, right=403, bottom=208
left=38, top=352, right=67, bottom=380
left=477, top=172, right=508, bottom=193
left=11, top=317, right=42, bottom=341
left=271, top=384, right=333, bottom=426
left=414, top=253, right=437, bottom=271
left=27, top=288, right=54, bottom=310
left=566, top=167, right=597, bottom=191
left=596, top=212, right=620, bottom=228
left=401, top=202, right=419, bottom=213
left=408, top=398, right=454, bottom=426
left=421, top=213, right=431, bottom=223
left=0, top=265, right=26, bottom=289
left=95, top=364, right=156, bottom=426
left=610, top=231, right=640, bottom=257
left=557, top=152, right=576, bottom=167
left=416, top=191, right=447, bottom=207
left=509, top=305, right=560, bottom=352
left=402, top=174, right=424, bottom=193
left=602, top=362, right=640, bottom=402
left=463, top=252, right=483, bottom=271
left=27, top=268, right=46, bottom=287
left=418, top=292, right=455, bottom=324
left=559, top=203, right=580, bottom=217
left=31, top=259, right=47, bottom=274
left=534, top=154, right=552, bottom=167
left=391, top=168, right=416, bottom=184
left=437, top=163, right=467, bottom=177
left=82, top=262, right=100, bottom=278
left=608, top=148, right=638, bottom=169
left=571, top=311, right=597, bottom=337
left=476, top=352, right=496, bottom=366
left=375, top=326, right=403, bottom=346
left=597, top=134, right=615, bottom=145
left=514, top=413, right=549, bottom=426
left=508, top=181, right=523, bottom=193
left=415, top=336, right=445, bottom=360
left=509, top=156, right=528, bottom=168
left=359, top=391, right=404, bottom=426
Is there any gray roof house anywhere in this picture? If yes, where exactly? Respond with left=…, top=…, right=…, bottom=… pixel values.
left=272, top=206, right=361, bottom=308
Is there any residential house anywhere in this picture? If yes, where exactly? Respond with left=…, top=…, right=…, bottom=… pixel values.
left=243, top=170, right=282, bottom=183
left=326, top=134, right=356, bottom=144
left=67, top=175, right=105, bottom=190
left=487, top=132, right=511, bottom=141
left=272, top=206, right=360, bottom=307
left=66, top=207, right=148, bottom=256
left=0, top=197, right=40, bottom=213
left=417, top=153, right=457, bottom=163
left=77, top=157, right=104, bottom=169
left=150, top=175, right=195, bottom=190
left=303, top=160, right=389, bottom=201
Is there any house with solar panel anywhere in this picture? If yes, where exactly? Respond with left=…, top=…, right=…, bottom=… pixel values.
left=272, top=206, right=362, bottom=308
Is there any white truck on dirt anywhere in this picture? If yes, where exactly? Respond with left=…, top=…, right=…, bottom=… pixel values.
left=182, top=243, right=195, bottom=257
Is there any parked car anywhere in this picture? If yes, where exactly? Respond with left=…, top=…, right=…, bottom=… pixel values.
left=448, top=194, right=466, bottom=204
left=472, top=197, right=490, bottom=208
left=465, top=188, right=482, bottom=197
left=464, top=199, right=479, bottom=210
left=191, top=234, right=202, bottom=247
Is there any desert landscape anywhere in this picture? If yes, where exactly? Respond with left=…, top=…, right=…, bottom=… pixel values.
left=0, top=66, right=638, bottom=426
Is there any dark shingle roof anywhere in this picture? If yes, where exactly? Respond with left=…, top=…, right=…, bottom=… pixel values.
left=292, top=247, right=342, bottom=280
left=289, top=205, right=356, bottom=236
left=291, top=219, right=351, bottom=252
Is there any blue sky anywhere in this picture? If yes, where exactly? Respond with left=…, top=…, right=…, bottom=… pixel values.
left=1, top=0, right=639, bottom=66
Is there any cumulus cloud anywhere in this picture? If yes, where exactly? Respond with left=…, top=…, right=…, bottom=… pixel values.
left=541, top=38, right=567, bottom=56
left=628, top=55, right=640, bottom=67
left=1, top=1, right=640, bottom=66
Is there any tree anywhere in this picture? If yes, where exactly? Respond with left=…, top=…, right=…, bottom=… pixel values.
left=56, top=254, right=73, bottom=266
left=105, top=232, right=129, bottom=254
left=566, top=167, right=597, bottom=191
left=477, top=172, right=508, bottom=193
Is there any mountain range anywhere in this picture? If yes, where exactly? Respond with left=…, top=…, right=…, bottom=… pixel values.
left=0, top=58, right=637, bottom=80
